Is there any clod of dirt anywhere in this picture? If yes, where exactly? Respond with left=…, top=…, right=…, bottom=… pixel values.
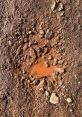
left=56, top=0, right=60, bottom=3
left=29, top=39, right=38, bottom=46
left=39, top=22, right=44, bottom=30
left=28, top=31, right=32, bottom=34
left=48, top=55, right=52, bottom=60
left=69, top=109, right=73, bottom=113
left=8, top=40, right=12, bottom=46
left=33, top=79, right=40, bottom=86
left=16, top=45, right=21, bottom=56
left=59, top=11, right=64, bottom=17
left=58, top=59, right=64, bottom=65
left=22, top=47, right=37, bottom=69
left=53, top=58, right=58, bottom=65
left=57, top=11, right=64, bottom=18
left=66, top=98, right=72, bottom=103
left=59, top=47, right=65, bottom=54
left=58, top=2, right=64, bottom=11
left=39, top=29, right=45, bottom=38
left=23, top=43, right=28, bottom=52
left=52, top=71, right=58, bottom=80
left=43, top=47, right=48, bottom=55
left=51, top=0, right=56, bottom=11
left=33, top=79, right=45, bottom=95
left=44, top=61, right=49, bottom=68
left=29, top=47, right=37, bottom=61
left=58, top=81, right=63, bottom=87
left=45, top=91, right=49, bottom=96
left=45, top=29, right=53, bottom=39
left=57, top=11, right=65, bottom=22
left=50, top=93, right=59, bottom=104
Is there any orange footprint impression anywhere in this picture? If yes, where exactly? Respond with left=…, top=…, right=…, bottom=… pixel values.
left=30, top=58, right=64, bottom=83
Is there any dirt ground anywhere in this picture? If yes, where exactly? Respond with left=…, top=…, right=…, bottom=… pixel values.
left=0, top=0, right=82, bottom=117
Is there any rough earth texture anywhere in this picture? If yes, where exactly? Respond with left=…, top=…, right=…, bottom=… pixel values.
left=0, top=0, right=82, bottom=117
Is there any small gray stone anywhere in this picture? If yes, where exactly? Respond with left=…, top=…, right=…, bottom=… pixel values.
left=50, top=93, right=59, bottom=104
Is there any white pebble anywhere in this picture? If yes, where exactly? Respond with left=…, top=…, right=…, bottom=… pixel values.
left=66, top=98, right=72, bottom=103
left=45, top=91, right=49, bottom=96
left=50, top=93, right=59, bottom=104
left=69, top=109, right=73, bottom=112
left=8, top=40, right=12, bottom=46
